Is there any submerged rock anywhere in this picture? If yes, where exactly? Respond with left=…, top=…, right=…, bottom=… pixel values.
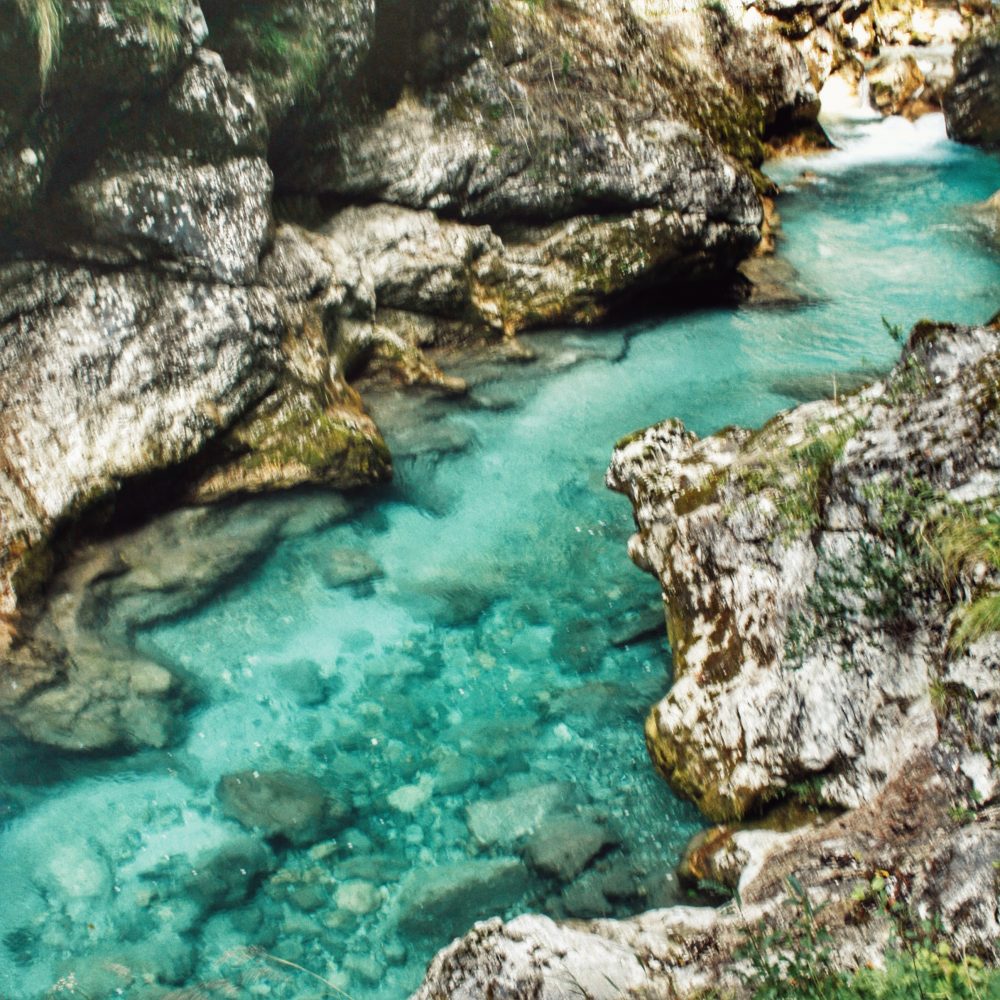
left=183, top=836, right=276, bottom=912
left=522, top=812, right=620, bottom=882
left=396, top=857, right=533, bottom=939
left=217, top=770, right=352, bottom=846
left=466, top=782, right=579, bottom=849
left=311, top=547, right=384, bottom=590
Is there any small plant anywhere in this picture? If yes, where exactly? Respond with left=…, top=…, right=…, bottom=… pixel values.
left=881, top=315, right=905, bottom=344
left=737, top=876, right=841, bottom=999
left=789, top=775, right=828, bottom=813
left=884, top=353, right=933, bottom=407
left=735, top=416, right=861, bottom=542
left=110, top=0, right=184, bottom=57
left=934, top=505, right=1000, bottom=650
left=740, top=873, right=1000, bottom=1000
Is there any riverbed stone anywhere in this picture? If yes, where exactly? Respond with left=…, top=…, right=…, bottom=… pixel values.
left=522, top=813, right=620, bottom=882
left=396, top=857, right=533, bottom=938
left=312, top=547, right=384, bottom=589
left=465, top=782, right=579, bottom=849
left=184, top=836, right=276, bottom=912
left=216, top=770, right=351, bottom=846
left=272, top=659, right=328, bottom=707
left=551, top=618, right=608, bottom=672
left=335, top=879, right=383, bottom=915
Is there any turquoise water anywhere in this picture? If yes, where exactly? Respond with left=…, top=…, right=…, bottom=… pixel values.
left=0, top=113, right=997, bottom=1000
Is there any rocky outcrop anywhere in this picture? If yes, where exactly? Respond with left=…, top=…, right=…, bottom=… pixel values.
left=414, top=319, right=1000, bottom=998
left=713, top=0, right=995, bottom=121
left=609, top=320, right=1000, bottom=820
left=945, top=24, right=1000, bottom=148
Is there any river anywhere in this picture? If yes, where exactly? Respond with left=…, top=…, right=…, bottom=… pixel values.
left=0, top=110, right=997, bottom=1000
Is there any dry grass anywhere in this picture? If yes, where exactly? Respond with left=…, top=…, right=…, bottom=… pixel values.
left=16, top=0, right=62, bottom=87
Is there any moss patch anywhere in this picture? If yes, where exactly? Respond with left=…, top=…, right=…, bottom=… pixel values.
left=196, top=382, right=392, bottom=500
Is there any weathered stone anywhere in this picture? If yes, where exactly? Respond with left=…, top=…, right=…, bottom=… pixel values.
left=396, top=857, right=533, bottom=938
left=608, top=320, right=1000, bottom=820
left=66, top=157, right=273, bottom=284
left=522, top=813, right=620, bottom=882
left=466, top=782, right=579, bottom=849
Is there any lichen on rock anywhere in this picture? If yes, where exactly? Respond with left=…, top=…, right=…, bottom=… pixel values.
left=608, top=319, right=1000, bottom=821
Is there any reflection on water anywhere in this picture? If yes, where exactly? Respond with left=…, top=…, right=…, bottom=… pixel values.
left=0, top=114, right=997, bottom=1000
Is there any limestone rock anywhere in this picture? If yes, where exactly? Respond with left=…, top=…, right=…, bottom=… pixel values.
left=216, top=770, right=351, bottom=846
left=0, top=265, right=283, bottom=616
left=609, top=320, right=1000, bottom=819
left=66, top=156, right=273, bottom=284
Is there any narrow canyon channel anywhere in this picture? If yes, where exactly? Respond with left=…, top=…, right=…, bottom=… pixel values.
left=1, top=109, right=998, bottom=1000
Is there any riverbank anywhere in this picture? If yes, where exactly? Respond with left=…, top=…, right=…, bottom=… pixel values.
left=0, top=106, right=996, bottom=999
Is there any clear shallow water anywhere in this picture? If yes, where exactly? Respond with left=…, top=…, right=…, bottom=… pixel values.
left=0, top=114, right=997, bottom=1000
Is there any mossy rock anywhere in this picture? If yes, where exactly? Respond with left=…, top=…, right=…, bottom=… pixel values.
left=193, top=380, right=391, bottom=500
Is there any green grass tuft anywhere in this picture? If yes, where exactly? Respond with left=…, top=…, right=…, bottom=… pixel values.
left=950, top=592, right=1000, bottom=651
left=15, top=0, right=182, bottom=87
left=935, top=507, right=1000, bottom=650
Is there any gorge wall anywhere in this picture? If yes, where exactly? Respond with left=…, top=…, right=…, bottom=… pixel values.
left=0, top=0, right=836, bottom=748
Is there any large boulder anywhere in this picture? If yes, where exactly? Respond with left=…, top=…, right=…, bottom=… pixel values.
left=608, top=320, right=1000, bottom=820
left=412, top=320, right=1000, bottom=998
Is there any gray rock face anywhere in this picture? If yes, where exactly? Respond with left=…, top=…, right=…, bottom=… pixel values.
left=66, top=156, right=273, bottom=284
left=609, top=320, right=1000, bottom=820
left=0, top=266, right=283, bottom=613
left=945, top=26, right=1000, bottom=148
